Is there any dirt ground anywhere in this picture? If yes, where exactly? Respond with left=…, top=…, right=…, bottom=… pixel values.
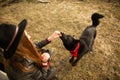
left=0, top=0, right=120, bottom=80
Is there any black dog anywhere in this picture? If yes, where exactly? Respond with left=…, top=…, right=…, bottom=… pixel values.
left=60, top=13, right=104, bottom=66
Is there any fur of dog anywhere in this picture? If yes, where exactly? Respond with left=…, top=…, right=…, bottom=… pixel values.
left=60, top=13, right=104, bottom=66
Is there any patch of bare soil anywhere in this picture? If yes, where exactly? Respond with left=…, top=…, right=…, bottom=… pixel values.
left=0, top=0, right=120, bottom=80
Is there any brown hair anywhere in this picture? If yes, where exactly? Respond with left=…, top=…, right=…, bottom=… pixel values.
left=6, top=32, right=42, bottom=72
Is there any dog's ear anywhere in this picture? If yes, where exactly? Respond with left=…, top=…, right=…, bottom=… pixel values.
left=60, top=32, right=64, bottom=35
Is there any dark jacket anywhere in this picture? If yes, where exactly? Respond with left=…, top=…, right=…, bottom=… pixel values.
left=6, top=39, right=51, bottom=80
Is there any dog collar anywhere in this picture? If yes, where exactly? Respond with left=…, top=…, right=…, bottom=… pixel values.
left=70, top=43, right=80, bottom=58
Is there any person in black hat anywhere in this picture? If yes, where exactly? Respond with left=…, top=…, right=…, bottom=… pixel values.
left=0, top=19, right=61, bottom=80
left=0, top=19, right=27, bottom=59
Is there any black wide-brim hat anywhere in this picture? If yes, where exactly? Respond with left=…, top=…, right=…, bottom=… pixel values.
left=4, top=19, right=27, bottom=59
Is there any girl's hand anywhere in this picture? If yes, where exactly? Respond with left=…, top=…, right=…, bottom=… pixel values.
left=47, top=31, right=61, bottom=41
left=41, top=53, right=50, bottom=62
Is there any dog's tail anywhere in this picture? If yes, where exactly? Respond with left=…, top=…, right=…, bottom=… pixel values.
left=91, top=13, right=104, bottom=27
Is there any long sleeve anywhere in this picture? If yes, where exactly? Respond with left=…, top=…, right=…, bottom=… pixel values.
left=34, top=39, right=51, bottom=49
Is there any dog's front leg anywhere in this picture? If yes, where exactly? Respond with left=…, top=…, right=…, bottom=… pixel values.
left=72, top=51, right=87, bottom=66
left=71, top=58, right=80, bottom=66
left=69, top=56, right=74, bottom=64
left=72, top=55, right=83, bottom=66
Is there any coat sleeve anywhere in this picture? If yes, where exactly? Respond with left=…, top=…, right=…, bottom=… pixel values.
left=34, top=39, right=51, bottom=49
left=6, top=57, right=46, bottom=80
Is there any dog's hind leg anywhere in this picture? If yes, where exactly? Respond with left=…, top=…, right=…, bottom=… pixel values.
left=89, top=32, right=96, bottom=51
left=89, top=39, right=94, bottom=51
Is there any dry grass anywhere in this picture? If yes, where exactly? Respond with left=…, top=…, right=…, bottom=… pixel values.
left=0, top=0, right=120, bottom=80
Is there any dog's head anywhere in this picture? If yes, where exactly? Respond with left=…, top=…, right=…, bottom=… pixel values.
left=60, top=32, right=76, bottom=50
left=92, top=13, right=104, bottom=20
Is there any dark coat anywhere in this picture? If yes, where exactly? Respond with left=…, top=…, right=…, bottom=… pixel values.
left=6, top=39, right=51, bottom=80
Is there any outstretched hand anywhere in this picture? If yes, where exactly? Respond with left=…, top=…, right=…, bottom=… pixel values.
left=47, top=31, right=61, bottom=41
